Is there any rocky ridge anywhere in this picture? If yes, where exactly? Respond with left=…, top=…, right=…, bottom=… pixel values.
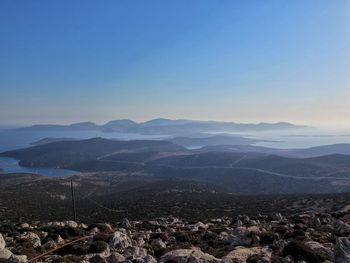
left=2, top=211, right=350, bottom=262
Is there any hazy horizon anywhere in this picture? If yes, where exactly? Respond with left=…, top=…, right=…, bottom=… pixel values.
left=0, top=117, right=309, bottom=127
left=4, top=119, right=350, bottom=134
left=2, top=118, right=350, bottom=130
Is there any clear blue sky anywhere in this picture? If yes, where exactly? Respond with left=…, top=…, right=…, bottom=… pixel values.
left=0, top=0, right=349, bottom=125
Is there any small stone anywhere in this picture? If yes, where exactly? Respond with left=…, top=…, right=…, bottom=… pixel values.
left=136, top=237, right=145, bottom=247
left=273, top=213, right=284, bottom=221
left=151, top=238, right=166, bottom=250
left=43, top=240, right=57, bottom=250
left=90, top=227, right=100, bottom=235
left=122, top=218, right=131, bottom=228
left=64, top=220, right=78, bottom=228
left=79, top=223, right=89, bottom=229
left=194, top=221, right=208, bottom=230
left=19, top=223, right=30, bottom=229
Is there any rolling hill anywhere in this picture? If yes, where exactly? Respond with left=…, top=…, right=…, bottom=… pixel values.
left=0, top=138, right=186, bottom=169
left=3, top=139, right=350, bottom=195
left=199, top=143, right=350, bottom=158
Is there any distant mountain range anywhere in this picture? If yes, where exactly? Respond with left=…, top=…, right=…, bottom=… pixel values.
left=15, top=118, right=307, bottom=134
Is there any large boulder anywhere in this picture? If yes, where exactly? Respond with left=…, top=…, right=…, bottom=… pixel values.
left=304, top=241, right=332, bottom=260
left=109, top=231, right=132, bottom=249
left=222, top=227, right=252, bottom=246
left=89, top=254, right=108, bottom=263
left=88, top=241, right=110, bottom=257
left=106, top=252, right=125, bottom=263
left=8, top=254, right=28, bottom=263
left=283, top=240, right=331, bottom=262
left=159, top=247, right=221, bottom=263
left=334, top=237, right=350, bottom=263
left=19, top=232, right=41, bottom=248
left=0, top=248, right=12, bottom=260
left=222, top=246, right=272, bottom=263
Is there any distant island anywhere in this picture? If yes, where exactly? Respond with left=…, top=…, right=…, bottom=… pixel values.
left=15, top=118, right=308, bottom=135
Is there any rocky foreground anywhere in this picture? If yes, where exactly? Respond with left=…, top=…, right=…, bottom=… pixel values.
left=2, top=212, right=350, bottom=263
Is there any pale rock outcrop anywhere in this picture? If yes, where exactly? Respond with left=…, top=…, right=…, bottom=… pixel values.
left=159, top=247, right=221, bottom=263
left=64, top=220, right=78, bottom=228
left=222, top=246, right=272, bottom=263
left=19, top=223, right=29, bottom=229
left=189, top=222, right=209, bottom=231
left=79, top=223, right=89, bottom=229
left=123, top=246, right=148, bottom=259
left=109, top=231, right=132, bottom=249
left=247, top=226, right=261, bottom=235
